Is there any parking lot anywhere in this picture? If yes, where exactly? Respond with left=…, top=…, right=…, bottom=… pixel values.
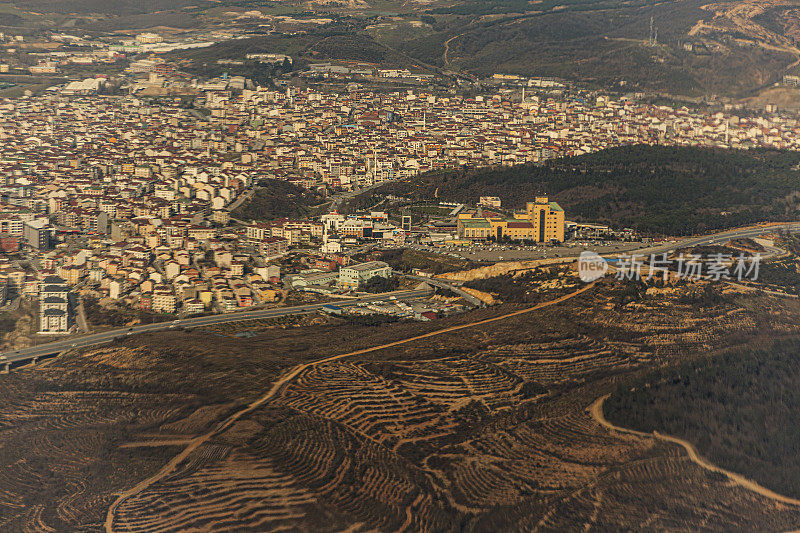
left=406, top=241, right=649, bottom=262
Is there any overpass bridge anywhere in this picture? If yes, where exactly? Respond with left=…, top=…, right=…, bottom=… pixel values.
left=399, top=273, right=485, bottom=307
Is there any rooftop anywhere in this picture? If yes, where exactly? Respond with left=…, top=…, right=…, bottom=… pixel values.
left=344, top=261, right=390, bottom=272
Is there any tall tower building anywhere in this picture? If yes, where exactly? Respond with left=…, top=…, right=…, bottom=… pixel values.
left=526, top=197, right=565, bottom=243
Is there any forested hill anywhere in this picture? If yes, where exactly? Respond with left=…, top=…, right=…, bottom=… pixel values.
left=231, top=179, right=324, bottom=222
left=604, top=338, right=800, bottom=500
left=370, top=145, right=800, bottom=235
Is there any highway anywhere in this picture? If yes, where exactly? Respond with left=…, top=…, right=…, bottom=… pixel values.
left=625, top=222, right=800, bottom=257
left=0, top=288, right=431, bottom=371
left=400, top=273, right=485, bottom=307
left=4, top=222, right=799, bottom=372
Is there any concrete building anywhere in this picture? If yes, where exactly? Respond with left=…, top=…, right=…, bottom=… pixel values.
left=479, top=196, right=501, bottom=208
left=457, top=196, right=564, bottom=243
left=526, top=196, right=565, bottom=242
left=183, top=298, right=204, bottom=315
left=23, top=220, right=53, bottom=250
left=339, top=261, right=391, bottom=290
left=39, top=276, right=69, bottom=334
left=136, top=32, right=163, bottom=44
left=152, top=289, right=177, bottom=313
left=260, top=236, right=289, bottom=258
left=0, top=233, right=20, bottom=252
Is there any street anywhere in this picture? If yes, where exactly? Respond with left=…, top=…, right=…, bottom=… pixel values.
left=4, top=222, right=800, bottom=371
left=0, top=288, right=431, bottom=370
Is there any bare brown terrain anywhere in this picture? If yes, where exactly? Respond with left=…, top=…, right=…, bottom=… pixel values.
left=693, top=0, right=800, bottom=97
left=3, top=277, right=800, bottom=531
left=693, top=0, right=800, bottom=54
left=742, top=86, right=800, bottom=109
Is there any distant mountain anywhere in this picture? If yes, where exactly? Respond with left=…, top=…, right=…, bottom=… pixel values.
left=395, top=0, right=800, bottom=97
left=11, top=0, right=206, bottom=15
left=13, top=0, right=800, bottom=97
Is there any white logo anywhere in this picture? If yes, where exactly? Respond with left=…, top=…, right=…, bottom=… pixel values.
left=578, top=251, right=608, bottom=282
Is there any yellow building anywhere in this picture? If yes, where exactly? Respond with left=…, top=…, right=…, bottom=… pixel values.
left=57, top=265, right=83, bottom=285
left=199, top=290, right=213, bottom=306
left=459, top=217, right=492, bottom=239
left=258, top=288, right=279, bottom=302
left=525, top=196, right=565, bottom=242
left=136, top=32, right=163, bottom=44
left=457, top=197, right=564, bottom=243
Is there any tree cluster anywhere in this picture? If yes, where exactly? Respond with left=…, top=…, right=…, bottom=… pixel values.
left=369, top=146, right=800, bottom=236
left=605, top=338, right=800, bottom=498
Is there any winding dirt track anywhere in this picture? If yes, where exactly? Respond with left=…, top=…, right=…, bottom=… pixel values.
left=443, top=35, right=460, bottom=67
left=105, top=282, right=597, bottom=532
left=589, top=394, right=800, bottom=508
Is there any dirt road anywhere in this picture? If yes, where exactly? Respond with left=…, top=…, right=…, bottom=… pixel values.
left=589, top=394, right=800, bottom=508
left=105, top=283, right=597, bottom=532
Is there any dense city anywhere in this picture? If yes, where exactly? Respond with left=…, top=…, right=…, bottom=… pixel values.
left=8, top=1, right=800, bottom=531
left=2, top=69, right=800, bottom=338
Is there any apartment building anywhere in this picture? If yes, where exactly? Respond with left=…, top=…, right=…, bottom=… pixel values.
left=39, top=275, right=69, bottom=334
left=152, top=288, right=177, bottom=313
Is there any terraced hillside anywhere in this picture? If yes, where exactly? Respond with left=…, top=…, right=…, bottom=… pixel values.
left=3, top=278, right=800, bottom=531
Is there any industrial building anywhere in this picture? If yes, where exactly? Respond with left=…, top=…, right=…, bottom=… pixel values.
left=339, top=261, right=392, bottom=290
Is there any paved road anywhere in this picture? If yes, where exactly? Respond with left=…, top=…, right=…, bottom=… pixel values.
left=0, top=289, right=431, bottom=370
left=400, top=273, right=485, bottom=307
left=326, top=182, right=387, bottom=213
left=226, top=186, right=255, bottom=213
left=6, top=223, right=800, bottom=370
left=419, top=223, right=800, bottom=263
left=345, top=242, right=379, bottom=257
left=624, top=222, right=800, bottom=257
